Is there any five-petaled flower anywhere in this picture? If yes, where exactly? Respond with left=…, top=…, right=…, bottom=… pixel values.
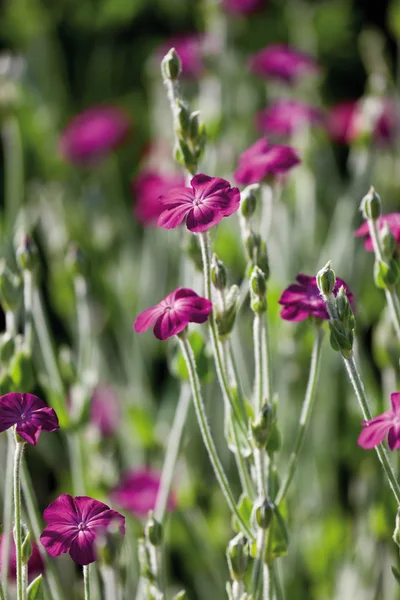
left=111, top=468, right=176, bottom=518
left=248, top=44, right=319, bottom=84
left=256, top=100, right=322, bottom=138
left=59, top=106, right=131, bottom=164
left=234, top=138, right=300, bottom=185
left=355, top=213, right=400, bottom=252
left=134, top=287, right=212, bottom=341
left=279, top=274, right=354, bottom=322
left=132, top=169, right=185, bottom=226
left=358, top=393, right=400, bottom=450
left=157, top=174, right=240, bottom=233
left=40, top=494, right=125, bottom=566
left=0, top=393, right=59, bottom=445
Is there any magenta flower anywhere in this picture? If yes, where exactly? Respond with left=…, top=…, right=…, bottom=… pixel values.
left=358, top=393, right=400, bottom=450
left=59, top=106, right=130, bottom=164
left=111, top=468, right=176, bottom=518
left=0, top=534, right=44, bottom=581
left=159, top=34, right=205, bottom=79
left=222, top=0, right=267, bottom=15
left=90, top=386, right=121, bottom=438
left=0, top=393, right=59, bottom=446
left=249, top=44, right=319, bottom=84
left=256, top=100, right=323, bottom=137
left=157, top=174, right=240, bottom=233
left=234, top=138, right=300, bottom=185
left=279, top=274, right=354, bottom=322
left=40, top=495, right=125, bottom=566
left=134, top=287, right=212, bottom=341
left=326, top=99, right=397, bottom=145
left=355, top=213, right=400, bottom=252
left=132, top=169, right=185, bottom=226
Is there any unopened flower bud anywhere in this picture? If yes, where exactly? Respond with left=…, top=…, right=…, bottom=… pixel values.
left=250, top=295, right=267, bottom=315
left=176, top=100, right=190, bottom=138
left=211, top=254, right=227, bottom=291
left=161, top=48, right=181, bottom=81
left=250, top=266, right=267, bottom=297
left=176, top=139, right=197, bottom=174
left=21, top=530, right=32, bottom=565
left=241, top=184, right=259, bottom=219
left=380, top=222, right=396, bottom=261
left=215, top=285, right=239, bottom=339
left=254, top=500, right=274, bottom=530
left=189, top=111, right=200, bottom=141
left=16, top=233, right=38, bottom=272
left=393, top=510, right=400, bottom=548
left=0, top=332, right=15, bottom=364
left=374, top=258, right=400, bottom=288
left=265, top=422, right=281, bottom=453
left=0, top=260, right=21, bottom=312
left=145, top=512, right=163, bottom=547
left=227, top=534, right=249, bottom=581
left=245, top=233, right=269, bottom=279
left=251, top=404, right=273, bottom=448
left=360, top=186, right=381, bottom=220
left=316, top=261, right=336, bottom=297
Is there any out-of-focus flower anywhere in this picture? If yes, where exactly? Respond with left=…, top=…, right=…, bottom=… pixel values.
left=132, top=169, right=185, bottom=226
left=358, top=392, right=400, bottom=450
left=134, top=287, right=212, bottom=341
left=256, top=99, right=323, bottom=137
left=111, top=468, right=176, bottom=518
left=222, top=0, right=267, bottom=15
left=90, top=386, right=121, bottom=438
left=158, top=174, right=240, bottom=233
left=0, top=393, right=59, bottom=445
left=234, top=138, right=300, bottom=185
left=0, top=534, right=44, bottom=580
left=326, top=98, right=397, bottom=145
left=279, top=274, right=354, bottom=321
left=40, top=495, right=125, bottom=566
left=355, top=214, right=400, bottom=252
left=248, top=44, right=318, bottom=84
left=159, top=34, right=205, bottom=79
left=59, top=106, right=131, bottom=164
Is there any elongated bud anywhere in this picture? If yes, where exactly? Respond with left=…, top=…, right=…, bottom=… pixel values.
left=27, top=575, right=43, bottom=600
left=393, top=510, right=400, bottom=548
left=360, top=186, right=381, bottom=220
left=189, top=111, right=200, bottom=141
left=0, top=332, right=16, bottom=364
left=176, top=100, right=190, bottom=138
left=138, top=538, right=154, bottom=582
left=241, top=184, right=259, bottom=219
left=0, top=260, right=22, bottom=311
left=250, top=266, right=267, bottom=297
left=145, top=512, right=163, bottom=547
left=380, top=222, right=396, bottom=261
left=175, top=139, right=196, bottom=174
left=245, top=233, right=269, bottom=280
left=254, top=500, right=274, bottom=530
left=16, top=233, right=38, bottom=272
left=161, top=48, right=181, bottom=81
left=251, top=404, right=273, bottom=448
left=211, top=253, right=227, bottom=291
left=328, top=286, right=355, bottom=358
left=227, top=534, right=249, bottom=581
left=21, top=530, right=32, bottom=565
left=215, top=285, right=239, bottom=339
left=316, top=261, right=336, bottom=297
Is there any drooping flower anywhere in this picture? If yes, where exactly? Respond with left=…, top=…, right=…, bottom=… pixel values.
left=110, top=468, right=176, bottom=518
left=358, top=392, right=400, bottom=450
left=132, top=169, right=185, bottom=226
left=256, top=99, right=323, bottom=137
left=157, top=174, right=240, bottom=233
left=134, top=287, right=212, bottom=341
left=0, top=534, right=44, bottom=581
left=279, top=274, right=354, bottom=322
left=355, top=214, right=400, bottom=252
left=90, top=386, right=121, bottom=438
left=222, top=0, right=267, bottom=15
left=40, top=495, right=125, bottom=566
left=159, top=34, right=205, bottom=79
left=59, top=106, right=131, bottom=164
left=234, top=138, right=300, bottom=185
left=248, top=44, right=319, bottom=84
left=0, top=393, right=59, bottom=445
left=326, top=98, right=397, bottom=145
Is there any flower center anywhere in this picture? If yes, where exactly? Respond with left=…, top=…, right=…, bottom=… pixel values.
left=20, top=413, right=26, bottom=421
left=78, top=522, right=86, bottom=532
left=192, top=197, right=203, bottom=207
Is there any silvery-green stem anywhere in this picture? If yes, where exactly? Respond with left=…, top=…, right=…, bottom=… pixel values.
left=261, top=315, right=273, bottom=404
left=367, top=217, right=400, bottom=343
left=83, top=565, right=91, bottom=600
left=275, top=326, right=324, bottom=506
left=67, top=433, right=85, bottom=496
left=251, top=528, right=266, bottom=598
left=22, top=563, right=27, bottom=600
left=232, top=580, right=244, bottom=599
left=5, top=311, right=16, bottom=335
left=101, top=565, right=119, bottom=600
left=344, top=356, right=400, bottom=505
left=271, top=562, right=284, bottom=600
left=74, top=275, right=91, bottom=377
left=13, top=435, right=25, bottom=600
left=2, top=430, right=13, bottom=595
left=253, top=315, right=264, bottom=412
left=23, top=270, right=33, bottom=351
left=178, top=334, right=255, bottom=541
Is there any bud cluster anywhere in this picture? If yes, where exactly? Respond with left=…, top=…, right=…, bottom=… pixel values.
left=226, top=533, right=249, bottom=581
left=245, top=232, right=269, bottom=280
left=328, top=286, right=356, bottom=359
left=250, top=265, right=267, bottom=315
